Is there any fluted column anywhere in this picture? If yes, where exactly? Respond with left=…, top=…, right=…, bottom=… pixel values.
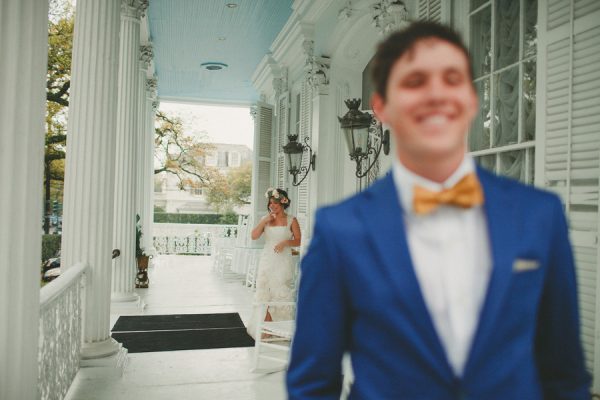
left=143, top=78, right=159, bottom=252
left=112, top=0, right=148, bottom=302
left=136, top=45, right=152, bottom=253
left=60, top=0, right=123, bottom=360
left=0, top=1, right=48, bottom=397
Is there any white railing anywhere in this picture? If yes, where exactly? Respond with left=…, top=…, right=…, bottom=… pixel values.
left=38, top=262, right=88, bottom=400
left=152, top=223, right=238, bottom=255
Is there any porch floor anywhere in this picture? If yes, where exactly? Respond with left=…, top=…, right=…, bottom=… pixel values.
left=65, top=255, right=287, bottom=400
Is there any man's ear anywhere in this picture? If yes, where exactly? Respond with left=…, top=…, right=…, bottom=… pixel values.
left=371, top=93, right=386, bottom=123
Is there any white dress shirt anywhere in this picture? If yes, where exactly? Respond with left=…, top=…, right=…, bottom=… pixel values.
left=391, top=155, right=492, bottom=376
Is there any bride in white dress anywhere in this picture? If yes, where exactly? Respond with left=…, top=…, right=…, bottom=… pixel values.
left=247, top=188, right=301, bottom=339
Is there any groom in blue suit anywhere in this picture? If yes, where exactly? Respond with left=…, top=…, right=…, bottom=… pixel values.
left=287, top=21, right=590, bottom=399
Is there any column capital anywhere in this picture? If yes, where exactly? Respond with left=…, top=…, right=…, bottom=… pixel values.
left=146, top=76, right=158, bottom=98
left=139, top=44, right=153, bottom=69
left=122, top=0, right=149, bottom=19
left=371, top=0, right=409, bottom=35
left=306, top=56, right=330, bottom=93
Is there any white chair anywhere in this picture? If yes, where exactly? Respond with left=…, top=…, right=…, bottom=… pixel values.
left=251, top=301, right=296, bottom=372
left=244, top=248, right=261, bottom=289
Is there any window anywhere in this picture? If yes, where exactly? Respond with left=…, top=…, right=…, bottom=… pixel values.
left=228, top=151, right=240, bottom=167
left=468, top=0, right=538, bottom=185
left=205, top=152, right=217, bottom=167
left=217, top=151, right=228, bottom=167
left=362, top=57, right=375, bottom=110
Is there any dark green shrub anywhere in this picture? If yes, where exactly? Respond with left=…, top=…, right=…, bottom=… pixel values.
left=42, top=234, right=61, bottom=261
left=153, top=213, right=238, bottom=225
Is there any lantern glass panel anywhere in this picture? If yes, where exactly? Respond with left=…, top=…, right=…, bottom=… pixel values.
left=289, top=151, right=303, bottom=171
left=354, top=126, right=370, bottom=155
left=343, top=127, right=355, bottom=156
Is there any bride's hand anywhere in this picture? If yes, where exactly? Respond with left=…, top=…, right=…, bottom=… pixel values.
left=274, top=242, right=286, bottom=253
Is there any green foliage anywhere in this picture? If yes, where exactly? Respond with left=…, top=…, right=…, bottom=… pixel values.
left=154, top=213, right=238, bottom=225
left=204, top=162, right=252, bottom=212
left=42, top=234, right=61, bottom=261
left=44, top=3, right=73, bottom=233
left=154, top=111, right=215, bottom=189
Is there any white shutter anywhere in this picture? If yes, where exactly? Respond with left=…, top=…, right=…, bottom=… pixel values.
left=277, top=92, right=290, bottom=189
left=296, top=81, right=312, bottom=233
left=541, top=0, right=600, bottom=387
left=417, top=0, right=450, bottom=23
left=251, top=102, right=274, bottom=227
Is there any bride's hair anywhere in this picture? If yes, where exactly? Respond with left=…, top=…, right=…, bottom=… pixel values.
left=265, top=188, right=290, bottom=210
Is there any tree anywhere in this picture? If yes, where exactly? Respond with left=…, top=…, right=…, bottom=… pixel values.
left=154, top=111, right=216, bottom=189
left=205, top=162, right=252, bottom=213
left=43, top=2, right=73, bottom=233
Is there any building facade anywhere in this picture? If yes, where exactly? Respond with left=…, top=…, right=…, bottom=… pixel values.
left=250, top=0, right=600, bottom=391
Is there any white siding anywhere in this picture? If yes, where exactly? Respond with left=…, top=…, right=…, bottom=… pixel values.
left=540, top=0, right=600, bottom=388
left=251, top=103, right=274, bottom=226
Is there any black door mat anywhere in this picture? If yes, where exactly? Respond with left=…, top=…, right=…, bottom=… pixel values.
left=111, top=327, right=255, bottom=353
left=111, top=313, right=245, bottom=332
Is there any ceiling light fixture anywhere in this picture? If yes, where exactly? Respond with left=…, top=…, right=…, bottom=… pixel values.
left=201, top=62, right=228, bottom=71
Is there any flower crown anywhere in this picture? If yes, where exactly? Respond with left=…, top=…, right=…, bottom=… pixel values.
left=265, top=187, right=289, bottom=204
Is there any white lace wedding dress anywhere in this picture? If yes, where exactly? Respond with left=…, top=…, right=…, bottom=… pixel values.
left=247, top=214, right=296, bottom=339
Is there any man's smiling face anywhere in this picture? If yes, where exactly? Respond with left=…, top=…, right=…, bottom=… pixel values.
left=372, top=38, right=478, bottom=166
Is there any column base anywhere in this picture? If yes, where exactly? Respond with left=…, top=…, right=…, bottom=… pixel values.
left=111, top=293, right=146, bottom=314
left=80, top=339, right=128, bottom=378
left=81, top=337, right=121, bottom=359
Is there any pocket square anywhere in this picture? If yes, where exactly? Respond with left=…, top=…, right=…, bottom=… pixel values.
left=513, top=258, right=540, bottom=272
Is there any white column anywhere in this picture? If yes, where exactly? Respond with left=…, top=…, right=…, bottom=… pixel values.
left=144, top=78, right=159, bottom=252
left=0, top=1, right=48, bottom=397
left=60, top=0, right=124, bottom=362
left=136, top=45, right=151, bottom=253
left=111, top=0, right=148, bottom=303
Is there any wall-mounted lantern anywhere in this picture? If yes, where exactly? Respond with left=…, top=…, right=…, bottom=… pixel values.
left=282, top=134, right=316, bottom=186
left=338, top=98, right=390, bottom=178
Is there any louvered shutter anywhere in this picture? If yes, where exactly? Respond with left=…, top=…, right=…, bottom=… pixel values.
left=296, top=81, right=312, bottom=234
left=277, top=92, right=290, bottom=189
left=251, top=102, right=274, bottom=228
left=541, top=0, right=600, bottom=388
left=417, top=0, right=450, bottom=23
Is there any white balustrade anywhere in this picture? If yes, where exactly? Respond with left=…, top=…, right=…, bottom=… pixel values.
left=152, top=224, right=238, bottom=255
left=38, top=262, right=89, bottom=400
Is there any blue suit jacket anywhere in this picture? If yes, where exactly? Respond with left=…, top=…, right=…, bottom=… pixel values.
left=287, top=168, right=590, bottom=399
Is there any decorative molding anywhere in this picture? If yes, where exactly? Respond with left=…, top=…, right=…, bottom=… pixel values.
left=121, top=0, right=148, bottom=19
left=146, top=76, right=158, bottom=97
left=338, top=1, right=354, bottom=20
left=152, top=99, right=160, bottom=111
left=139, top=44, right=153, bottom=69
left=371, top=0, right=409, bottom=35
left=249, top=106, right=258, bottom=120
left=272, top=67, right=288, bottom=96
left=306, top=56, right=330, bottom=93
left=302, top=39, right=315, bottom=59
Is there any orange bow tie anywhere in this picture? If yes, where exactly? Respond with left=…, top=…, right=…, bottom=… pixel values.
left=413, top=173, right=484, bottom=215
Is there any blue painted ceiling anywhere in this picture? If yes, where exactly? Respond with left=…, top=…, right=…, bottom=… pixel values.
left=148, top=0, right=293, bottom=105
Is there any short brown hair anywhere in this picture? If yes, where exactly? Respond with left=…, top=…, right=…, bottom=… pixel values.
left=370, top=21, right=474, bottom=100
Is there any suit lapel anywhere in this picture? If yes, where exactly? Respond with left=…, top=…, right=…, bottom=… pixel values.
left=359, top=174, right=454, bottom=381
left=464, top=168, right=517, bottom=374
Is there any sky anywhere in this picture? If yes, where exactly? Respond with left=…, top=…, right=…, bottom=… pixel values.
left=159, top=102, right=254, bottom=150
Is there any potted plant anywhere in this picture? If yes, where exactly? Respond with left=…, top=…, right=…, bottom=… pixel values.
left=135, top=214, right=150, bottom=288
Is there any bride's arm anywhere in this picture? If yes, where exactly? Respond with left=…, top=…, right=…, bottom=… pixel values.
left=251, top=214, right=272, bottom=240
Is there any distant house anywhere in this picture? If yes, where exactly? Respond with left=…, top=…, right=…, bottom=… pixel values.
left=154, top=143, right=252, bottom=215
